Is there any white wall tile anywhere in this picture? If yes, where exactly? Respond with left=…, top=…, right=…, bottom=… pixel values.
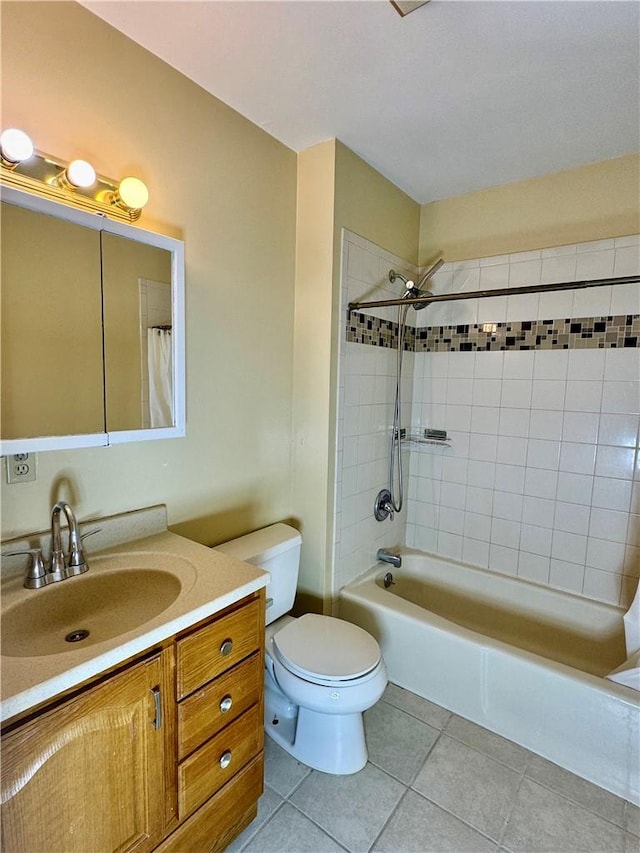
left=463, top=537, right=490, bottom=568
left=526, top=439, right=561, bottom=470
left=499, top=408, right=530, bottom=437
left=604, top=348, right=640, bottom=382
left=549, top=559, right=585, bottom=595
left=613, top=245, right=640, bottom=276
left=518, top=551, right=551, bottom=585
left=589, top=507, right=630, bottom=543
left=541, top=254, right=577, bottom=284
left=592, top=477, right=632, bottom=512
left=594, top=445, right=635, bottom=479
left=610, top=282, right=640, bottom=315
left=523, top=495, right=556, bottom=528
left=559, top=442, right=596, bottom=475
left=598, top=413, right=639, bottom=448
left=586, top=537, right=626, bottom=572
left=520, top=524, right=553, bottom=557
left=561, top=410, right=599, bottom=445
left=564, top=380, right=602, bottom=412
left=556, top=472, right=593, bottom=506
left=601, top=381, right=640, bottom=415
left=554, top=501, right=590, bottom=536
left=489, top=544, right=519, bottom=576
left=529, top=409, right=564, bottom=441
left=464, top=511, right=492, bottom=542
left=583, top=567, right=621, bottom=605
left=551, top=530, right=588, bottom=564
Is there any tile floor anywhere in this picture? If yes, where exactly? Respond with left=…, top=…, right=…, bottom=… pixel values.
left=228, top=683, right=639, bottom=853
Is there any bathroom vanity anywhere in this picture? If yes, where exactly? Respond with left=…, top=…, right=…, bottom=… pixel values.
left=0, top=510, right=268, bottom=852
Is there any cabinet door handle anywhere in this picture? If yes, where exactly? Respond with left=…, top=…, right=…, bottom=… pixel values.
left=219, top=694, right=233, bottom=714
left=219, top=750, right=232, bottom=769
left=151, top=686, right=162, bottom=730
left=220, top=638, right=233, bottom=657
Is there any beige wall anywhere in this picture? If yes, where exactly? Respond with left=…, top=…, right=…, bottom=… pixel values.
left=292, top=139, right=420, bottom=610
left=1, top=1, right=297, bottom=544
left=292, top=141, right=337, bottom=609
left=419, top=153, right=640, bottom=263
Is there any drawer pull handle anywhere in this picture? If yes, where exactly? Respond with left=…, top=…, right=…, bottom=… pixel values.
left=219, top=694, right=233, bottom=713
left=220, top=638, right=234, bottom=657
left=151, top=686, right=162, bottom=730
left=219, top=750, right=232, bottom=769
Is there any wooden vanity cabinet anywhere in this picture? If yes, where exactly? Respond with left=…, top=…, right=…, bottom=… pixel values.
left=1, top=652, right=168, bottom=853
left=1, top=591, right=265, bottom=853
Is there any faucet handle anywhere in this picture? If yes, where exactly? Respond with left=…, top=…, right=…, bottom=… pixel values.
left=2, top=548, right=48, bottom=589
left=67, top=526, right=102, bottom=576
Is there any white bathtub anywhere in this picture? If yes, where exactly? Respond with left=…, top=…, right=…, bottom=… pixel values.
left=339, top=550, right=640, bottom=803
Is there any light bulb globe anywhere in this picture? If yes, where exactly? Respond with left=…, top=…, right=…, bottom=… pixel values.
left=118, top=177, right=149, bottom=210
left=0, top=128, right=34, bottom=164
left=67, top=159, right=96, bottom=188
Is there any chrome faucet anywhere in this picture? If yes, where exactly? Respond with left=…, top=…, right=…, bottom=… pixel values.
left=3, top=501, right=99, bottom=589
left=377, top=548, right=402, bottom=568
left=51, top=501, right=88, bottom=580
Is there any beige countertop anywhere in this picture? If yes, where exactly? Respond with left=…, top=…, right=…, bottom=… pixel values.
left=1, top=530, right=268, bottom=724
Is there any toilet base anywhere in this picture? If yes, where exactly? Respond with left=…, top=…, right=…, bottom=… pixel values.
left=266, top=704, right=368, bottom=775
left=264, top=669, right=368, bottom=774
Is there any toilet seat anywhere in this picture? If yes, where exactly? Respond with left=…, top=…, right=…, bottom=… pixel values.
left=272, top=613, right=381, bottom=684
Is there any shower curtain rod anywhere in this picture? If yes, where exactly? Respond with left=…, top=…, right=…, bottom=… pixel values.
left=347, top=274, right=640, bottom=312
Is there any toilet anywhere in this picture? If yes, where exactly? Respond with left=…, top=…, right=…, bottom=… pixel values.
left=215, top=523, right=387, bottom=774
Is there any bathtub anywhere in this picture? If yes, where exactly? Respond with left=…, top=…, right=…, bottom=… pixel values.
left=339, top=550, right=640, bottom=803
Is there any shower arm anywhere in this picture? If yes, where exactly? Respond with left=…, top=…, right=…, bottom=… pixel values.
left=348, top=274, right=640, bottom=312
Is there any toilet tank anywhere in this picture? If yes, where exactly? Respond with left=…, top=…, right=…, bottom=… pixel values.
left=214, top=523, right=302, bottom=625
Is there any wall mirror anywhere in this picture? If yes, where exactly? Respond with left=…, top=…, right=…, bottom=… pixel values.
left=0, top=185, right=185, bottom=454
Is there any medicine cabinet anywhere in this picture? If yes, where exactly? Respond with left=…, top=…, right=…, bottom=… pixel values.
left=0, top=185, right=185, bottom=454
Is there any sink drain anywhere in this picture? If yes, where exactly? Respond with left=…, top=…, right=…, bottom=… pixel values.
left=65, top=629, right=90, bottom=643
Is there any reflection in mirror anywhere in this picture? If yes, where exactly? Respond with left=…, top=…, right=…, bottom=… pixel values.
left=1, top=202, right=105, bottom=439
left=0, top=186, right=185, bottom=454
left=101, top=233, right=173, bottom=431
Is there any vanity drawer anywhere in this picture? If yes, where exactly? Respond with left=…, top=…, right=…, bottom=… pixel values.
left=178, top=652, right=262, bottom=760
left=178, top=703, right=263, bottom=820
left=154, top=753, right=264, bottom=853
left=176, top=597, right=261, bottom=699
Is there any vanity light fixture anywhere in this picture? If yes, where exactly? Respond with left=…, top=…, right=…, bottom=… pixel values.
left=0, top=127, right=149, bottom=222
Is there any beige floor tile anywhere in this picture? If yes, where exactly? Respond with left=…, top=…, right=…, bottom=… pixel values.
left=373, top=789, right=498, bottom=853
left=242, top=803, right=346, bottom=853
left=365, top=701, right=439, bottom=783
left=525, top=753, right=626, bottom=827
left=444, top=715, right=531, bottom=772
left=502, top=778, right=627, bottom=853
left=382, top=683, right=451, bottom=729
left=412, top=734, right=520, bottom=841
left=291, top=763, right=405, bottom=853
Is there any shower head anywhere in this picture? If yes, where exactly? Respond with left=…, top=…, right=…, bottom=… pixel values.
left=388, top=269, right=431, bottom=311
left=417, top=257, right=444, bottom=288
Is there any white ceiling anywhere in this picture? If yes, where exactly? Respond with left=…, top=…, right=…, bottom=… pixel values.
left=82, top=0, right=639, bottom=204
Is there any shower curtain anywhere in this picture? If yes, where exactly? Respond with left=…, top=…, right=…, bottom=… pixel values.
left=147, top=328, right=173, bottom=427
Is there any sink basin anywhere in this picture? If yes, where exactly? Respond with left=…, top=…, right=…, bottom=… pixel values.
left=1, top=568, right=182, bottom=657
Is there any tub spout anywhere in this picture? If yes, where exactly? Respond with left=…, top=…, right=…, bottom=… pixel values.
left=377, top=548, right=401, bottom=568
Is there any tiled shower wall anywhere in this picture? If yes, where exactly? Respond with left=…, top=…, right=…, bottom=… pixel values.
left=334, top=233, right=418, bottom=592
left=336, top=230, right=640, bottom=608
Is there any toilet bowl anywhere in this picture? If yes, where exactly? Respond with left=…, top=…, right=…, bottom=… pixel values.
left=214, top=523, right=388, bottom=774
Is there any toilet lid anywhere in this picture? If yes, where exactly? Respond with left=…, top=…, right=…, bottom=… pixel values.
left=272, top=614, right=381, bottom=681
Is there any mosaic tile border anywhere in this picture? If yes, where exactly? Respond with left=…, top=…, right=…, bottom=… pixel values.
left=346, top=311, right=640, bottom=352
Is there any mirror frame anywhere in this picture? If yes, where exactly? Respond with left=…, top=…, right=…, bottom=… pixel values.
left=0, top=185, right=185, bottom=454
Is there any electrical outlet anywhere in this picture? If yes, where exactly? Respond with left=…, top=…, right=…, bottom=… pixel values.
left=5, top=452, right=37, bottom=484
